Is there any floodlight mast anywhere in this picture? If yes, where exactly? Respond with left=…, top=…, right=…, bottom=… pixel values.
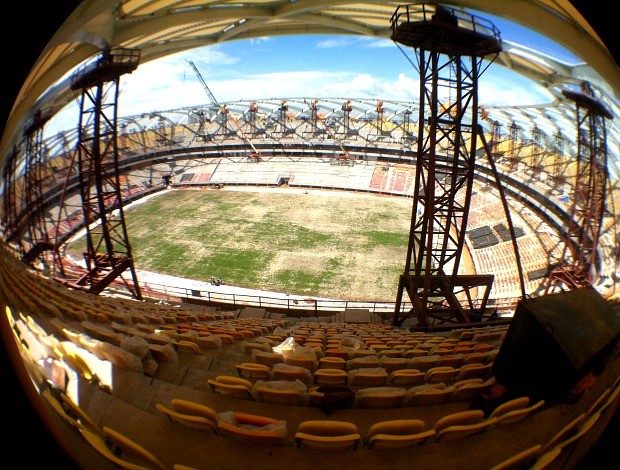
left=187, top=60, right=260, bottom=159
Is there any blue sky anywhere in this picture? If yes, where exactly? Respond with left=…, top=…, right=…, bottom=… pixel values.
left=45, top=13, right=582, bottom=136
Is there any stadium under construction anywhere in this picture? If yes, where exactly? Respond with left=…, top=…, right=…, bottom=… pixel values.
left=1, top=2, right=619, bottom=469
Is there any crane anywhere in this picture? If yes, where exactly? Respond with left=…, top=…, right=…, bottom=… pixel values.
left=187, top=59, right=260, bottom=159
left=187, top=60, right=219, bottom=109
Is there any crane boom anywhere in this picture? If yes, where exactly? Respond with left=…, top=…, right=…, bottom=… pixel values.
left=187, top=59, right=260, bottom=158
left=187, top=60, right=219, bottom=107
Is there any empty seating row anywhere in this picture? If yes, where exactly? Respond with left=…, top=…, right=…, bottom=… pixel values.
left=236, top=361, right=493, bottom=388
left=153, top=396, right=545, bottom=449
left=208, top=374, right=499, bottom=408
left=249, top=347, right=495, bottom=373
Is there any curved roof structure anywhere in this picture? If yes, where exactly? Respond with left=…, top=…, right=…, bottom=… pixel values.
left=1, top=0, right=618, bottom=169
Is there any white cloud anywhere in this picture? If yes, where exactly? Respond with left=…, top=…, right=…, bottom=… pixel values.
left=361, top=38, right=396, bottom=48
left=193, top=70, right=355, bottom=102
left=43, top=44, right=550, bottom=135
left=46, top=68, right=423, bottom=133
left=479, top=72, right=553, bottom=106
left=249, top=36, right=271, bottom=45
left=316, top=37, right=355, bottom=49
left=179, top=46, right=240, bottom=67
left=320, top=72, right=419, bottom=101
left=117, top=49, right=242, bottom=115
left=181, top=70, right=420, bottom=104
left=317, top=36, right=398, bottom=50
left=44, top=103, right=80, bottom=137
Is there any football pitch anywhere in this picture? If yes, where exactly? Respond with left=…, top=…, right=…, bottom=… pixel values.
left=68, top=188, right=414, bottom=301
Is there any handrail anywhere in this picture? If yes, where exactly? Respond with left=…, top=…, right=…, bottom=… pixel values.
left=137, top=279, right=518, bottom=318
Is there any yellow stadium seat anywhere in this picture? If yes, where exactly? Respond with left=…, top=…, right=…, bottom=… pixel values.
left=295, top=420, right=361, bottom=450
left=365, top=419, right=435, bottom=450
left=102, top=426, right=169, bottom=470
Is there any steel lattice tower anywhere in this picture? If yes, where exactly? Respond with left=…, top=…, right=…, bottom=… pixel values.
left=402, top=109, right=414, bottom=142
left=376, top=101, right=385, bottom=136
left=342, top=100, right=353, bottom=135
left=390, top=4, right=501, bottom=327
left=247, top=102, right=259, bottom=134
left=66, top=48, right=142, bottom=298
left=530, top=125, right=543, bottom=176
left=278, top=100, right=288, bottom=134
left=490, top=120, right=501, bottom=156
left=551, top=130, right=567, bottom=186
left=545, top=83, right=612, bottom=292
left=21, top=111, right=55, bottom=265
left=1, top=147, right=21, bottom=254
left=310, top=100, right=320, bottom=135
left=507, top=121, right=520, bottom=171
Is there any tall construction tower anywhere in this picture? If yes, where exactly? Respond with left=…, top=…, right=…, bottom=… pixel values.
left=21, top=110, right=55, bottom=266
left=545, top=82, right=613, bottom=293
left=390, top=4, right=502, bottom=328
left=60, top=47, right=142, bottom=299
left=1, top=147, right=22, bottom=255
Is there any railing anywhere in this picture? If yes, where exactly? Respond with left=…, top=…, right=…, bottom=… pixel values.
left=390, top=3, right=501, bottom=42
left=140, top=280, right=395, bottom=314
left=138, top=279, right=518, bottom=318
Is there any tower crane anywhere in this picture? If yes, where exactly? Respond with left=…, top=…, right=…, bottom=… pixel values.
left=187, top=60, right=260, bottom=159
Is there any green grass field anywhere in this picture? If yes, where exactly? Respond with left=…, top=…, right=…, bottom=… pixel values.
left=67, top=188, right=414, bottom=300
